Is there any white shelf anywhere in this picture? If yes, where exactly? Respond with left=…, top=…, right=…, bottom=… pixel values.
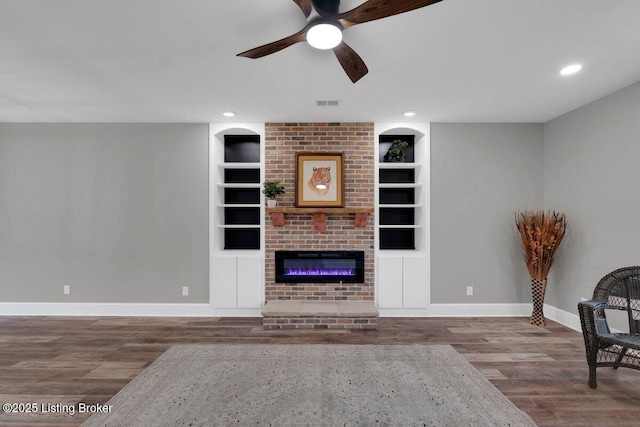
left=378, top=162, right=421, bottom=170
left=378, top=183, right=422, bottom=189
left=379, top=204, right=423, bottom=208
left=217, top=162, right=261, bottom=169
left=216, top=225, right=261, bottom=229
left=217, top=183, right=261, bottom=189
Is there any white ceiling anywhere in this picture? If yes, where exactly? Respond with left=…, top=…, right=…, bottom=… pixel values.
left=1, top=0, right=639, bottom=123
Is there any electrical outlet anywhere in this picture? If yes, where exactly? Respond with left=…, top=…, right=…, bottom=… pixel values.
left=64, top=285, right=70, bottom=295
left=182, top=286, right=189, bottom=296
left=466, top=286, right=473, bottom=296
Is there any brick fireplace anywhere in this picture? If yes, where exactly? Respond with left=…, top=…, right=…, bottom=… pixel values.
left=263, top=122, right=376, bottom=329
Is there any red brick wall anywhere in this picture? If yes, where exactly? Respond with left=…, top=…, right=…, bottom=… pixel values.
left=265, top=122, right=375, bottom=301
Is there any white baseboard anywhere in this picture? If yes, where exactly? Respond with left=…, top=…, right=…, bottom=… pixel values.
left=543, top=303, right=581, bottom=332
left=379, top=303, right=582, bottom=333
left=0, top=303, right=262, bottom=317
left=378, top=303, right=531, bottom=317
left=0, top=302, right=582, bottom=331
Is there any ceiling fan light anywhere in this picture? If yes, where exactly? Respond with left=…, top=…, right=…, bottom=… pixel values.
left=560, top=64, right=582, bottom=76
left=307, top=23, right=343, bottom=50
left=315, top=183, right=327, bottom=190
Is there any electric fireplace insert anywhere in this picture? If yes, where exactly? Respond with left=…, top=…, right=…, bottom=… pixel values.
left=275, top=250, right=365, bottom=283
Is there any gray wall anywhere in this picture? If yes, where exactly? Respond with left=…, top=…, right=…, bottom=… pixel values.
left=543, top=81, right=640, bottom=313
left=4, top=81, right=636, bottom=311
left=0, top=124, right=209, bottom=303
left=431, top=123, right=544, bottom=303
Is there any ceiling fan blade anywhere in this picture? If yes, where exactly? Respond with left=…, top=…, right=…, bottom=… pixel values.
left=337, top=0, right=442, bottom=29
left=292, top=0, right=314, bottom=18
left=333, top=42, right=369, bottom=83
left=237, top=29, right=307, bottom=59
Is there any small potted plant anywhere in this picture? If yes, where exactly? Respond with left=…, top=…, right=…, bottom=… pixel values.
left=384, top=139, right=409, bottom=163
left=262, top=179, right=285, bottom=208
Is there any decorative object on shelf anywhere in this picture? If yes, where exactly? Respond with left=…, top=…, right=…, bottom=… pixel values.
left=383, top=139, right=409, bottom=163
left=515, top=210, right=567, bottom=326
left=295, top=152, right=344, bottom=208
left=262, top=179, right=285, bottom=208
left=266, top=207, right=373, bottom=231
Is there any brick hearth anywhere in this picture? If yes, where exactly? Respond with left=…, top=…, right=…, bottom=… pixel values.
left=262, top=300, right=378, bottom=330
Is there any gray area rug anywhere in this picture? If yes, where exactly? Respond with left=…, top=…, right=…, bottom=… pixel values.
left=82, top=344, right=536, bottom=427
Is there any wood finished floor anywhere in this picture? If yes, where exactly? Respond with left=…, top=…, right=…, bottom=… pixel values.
left=1, top=316, right=639, bottom=427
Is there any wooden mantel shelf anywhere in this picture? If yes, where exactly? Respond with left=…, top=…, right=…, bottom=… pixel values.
left=267, top=207, right=373, bottom=214
left=266, top=207, right=374, bottom=232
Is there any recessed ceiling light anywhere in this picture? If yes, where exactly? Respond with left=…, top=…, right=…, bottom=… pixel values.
left=222, top=111, right=236, bottom=117
left=403, top=111, right=416, bottom=117
left=560, top=64, right=582, bottom=76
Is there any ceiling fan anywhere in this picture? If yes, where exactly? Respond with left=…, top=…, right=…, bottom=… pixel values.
left=237, top=0, right=443, bottom=83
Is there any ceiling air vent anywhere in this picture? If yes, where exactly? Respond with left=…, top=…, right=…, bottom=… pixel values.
left=316, top=100, right=339, bottom=107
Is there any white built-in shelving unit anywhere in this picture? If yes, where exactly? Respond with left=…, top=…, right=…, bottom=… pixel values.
left=209, top=124, right=265, bottom=313
left=375, top=123, right=431, bottom=312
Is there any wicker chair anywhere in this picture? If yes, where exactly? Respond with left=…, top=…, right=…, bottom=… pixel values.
left=578, top=266, right=640, bottom=388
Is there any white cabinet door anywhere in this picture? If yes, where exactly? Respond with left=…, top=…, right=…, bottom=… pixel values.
left=237, top=256, right=263, bottom=308
left=377, top=256, right=403, bottom=308
left=402, top=256, right=429, bottom=308
left=210, top=256, right=237, bottom=308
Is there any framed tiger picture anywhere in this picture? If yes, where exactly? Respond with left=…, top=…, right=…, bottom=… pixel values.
left=295, top=152, right=344, bottom=208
